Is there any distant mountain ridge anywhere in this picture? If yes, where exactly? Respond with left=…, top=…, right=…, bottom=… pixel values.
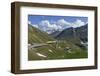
left=75, top=24, right=88, bottom=42
left=50, top=24, right=88, bottom=43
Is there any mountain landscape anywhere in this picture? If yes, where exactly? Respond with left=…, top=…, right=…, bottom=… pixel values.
left=28, top=23, right=88, bottom=60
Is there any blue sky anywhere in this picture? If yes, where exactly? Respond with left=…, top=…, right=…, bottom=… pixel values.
left=28, top=15, right=88, bottom=25
left=28, top=15, right=88, bottom=34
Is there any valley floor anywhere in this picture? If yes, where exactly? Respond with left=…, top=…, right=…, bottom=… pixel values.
left=28, top=40, right=88, bottom=60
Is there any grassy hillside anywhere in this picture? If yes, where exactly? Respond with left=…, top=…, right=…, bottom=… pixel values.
left=28, top=24, right=88, bottom=60
left=28, top=24, right=54, bottom=44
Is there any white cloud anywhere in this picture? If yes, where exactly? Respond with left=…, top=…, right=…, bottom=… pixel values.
left=32, top=24, right=39, bottom=28
left=28, top=21, right=31, bottom=25
left=28, top=21, right=38, bottom=28
left=39, top=20, right=60, bottom=34
left=29, top=19, right=86, bottom=34
left=57, top=19, right=71, bottom=26
left=57, top=19, right=85, bottom=28
left=72, top=19, right=85, bottom=28
left=40, top=20, right=50, bottom=27
left=40, top=20, right=58, bottom=29
left=57, top=19, right=72, bottom=29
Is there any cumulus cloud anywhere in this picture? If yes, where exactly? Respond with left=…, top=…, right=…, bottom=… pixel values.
left=28, top=19, right=86, bottom=34
left=28, top=21, right=39, bottom=28
left=39, top=20, right=61, bottom=34
left=57, top=19, right=71, bottom=26
left=38, top=19, right=72, bottom=33
left=57, top=19, right=85, bottom=28
left=28, top=21, right=31, bottom=25
left=57, top=19, right=71, bottom=29
left=72, top=19, right=85, bottom=28
left=32, top=24, right=39, bottom=28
